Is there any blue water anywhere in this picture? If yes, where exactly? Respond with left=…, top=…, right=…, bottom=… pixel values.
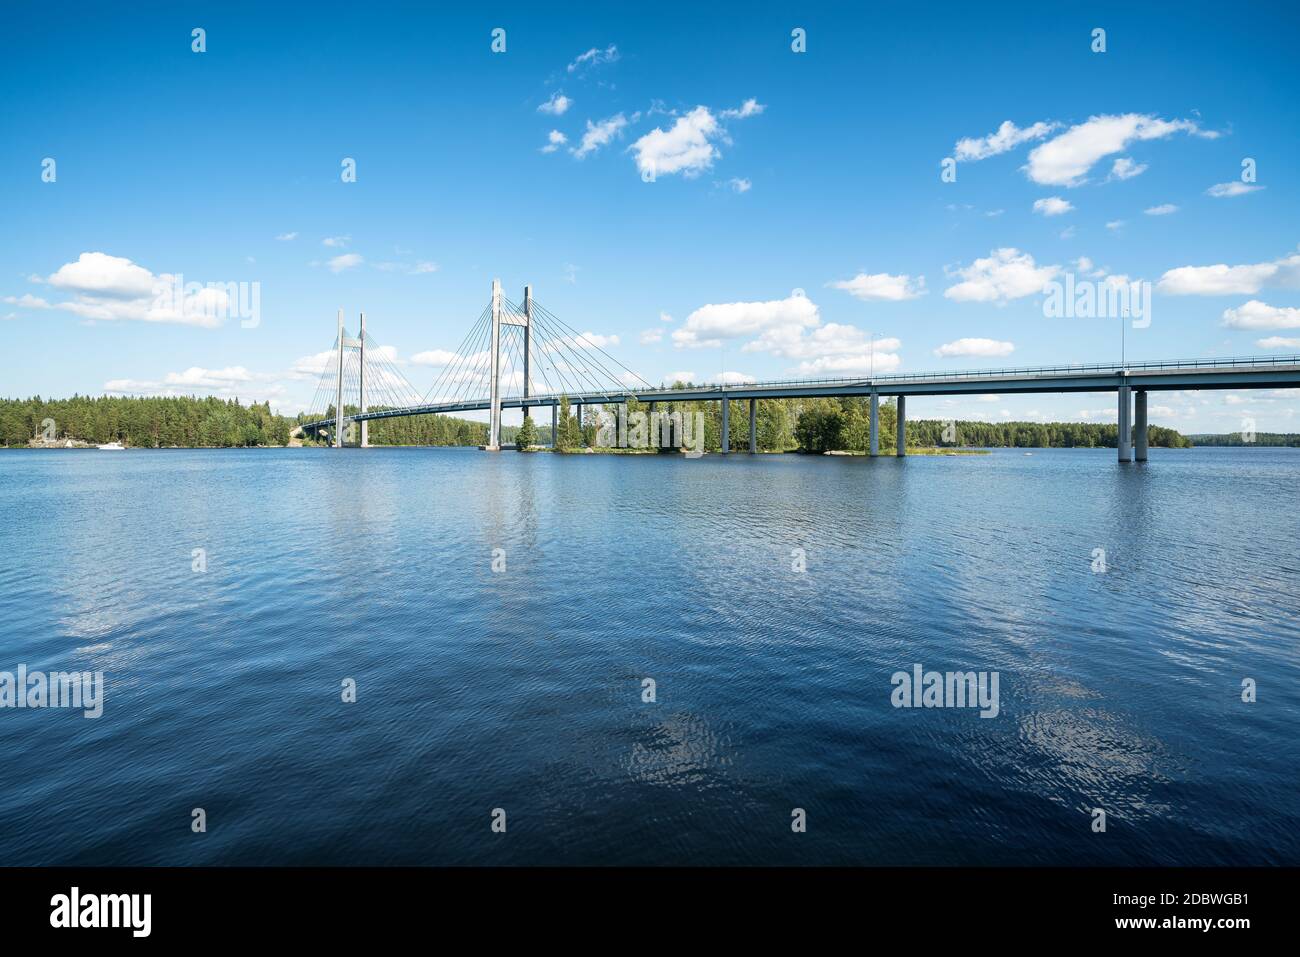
left=0, top=446, right=1297, bottom=865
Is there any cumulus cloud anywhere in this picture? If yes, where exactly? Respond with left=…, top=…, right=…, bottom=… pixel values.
left=1207, top=181, right=1265, bottom=198
left=707, top=371, right=757, bottom=385
left=1108, top=157, right=1148, bottom=180
left=630, top=99, right=763, bottom=179
left=1032, top=196, right=1074, bottom=216
left=1221, top=300, right=1300, bottom=330
left=727, top=177, right=752, bottom=193
left=827, top=272, right=926, bottom=301
left=322, top=235, right=350, bottom=247
left=1025, top=114, right=1213, bottom=187
left=538, top=91, right=571, bottom=115
left=1158, top=253, right=1300, bottom=295
left=1257, top=336, right=1300, bottom=348
left=934, top=338, right=1015, bottom=358
left=572, top=114, right=627, bottom=158
left=672, top=292, right=819, bottom=348
left=631, top=106, right=719, bottom=178
left=276, top=232, right=299, bottom=241
left=943, top=248, right=1059, bottom=304
left=1144, top=204, right=1178, bottom=215
left=6, top=251, right=245, bottom=328
left=953, top=120, right=1058, bottom=162
left=639, top=328, right=663, bottom=345
left=664, top=370, right=695, bottom=384
left=540, top=129, right=567, bottom=153
left=411, top=348, right=460, bottom=367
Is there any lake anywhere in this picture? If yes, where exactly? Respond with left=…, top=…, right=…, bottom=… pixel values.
left=1, top=446, right=1297, bottom=865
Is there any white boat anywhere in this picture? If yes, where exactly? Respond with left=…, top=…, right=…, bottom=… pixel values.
left=97, top=442, right=125, bottom=450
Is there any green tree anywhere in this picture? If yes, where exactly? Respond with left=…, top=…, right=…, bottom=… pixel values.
left=516, top=414, right=537, bottom=450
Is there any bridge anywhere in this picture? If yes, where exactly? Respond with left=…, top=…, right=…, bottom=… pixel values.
left=302, top=280, right=1300, bottom=463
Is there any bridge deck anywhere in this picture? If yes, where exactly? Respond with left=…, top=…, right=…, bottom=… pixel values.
left=303, top=354, right=1300, bottom=429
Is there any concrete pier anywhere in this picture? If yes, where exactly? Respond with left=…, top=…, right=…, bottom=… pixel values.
left=721, top=397, right=730, bottom=453
left=551, top=402, right=558, bottom=448
left=896, top=395, right=906, bottom=457
left=1135, top=390, right=1148, bottom=462
left=748, top=399, right=757, bottom=453
left=869, top=393, right=879, bottom=457
left=1117, top=384, right=1132, bottom=463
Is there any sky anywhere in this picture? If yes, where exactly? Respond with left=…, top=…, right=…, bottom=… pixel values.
left=1, top=0, right=1298, bottom=432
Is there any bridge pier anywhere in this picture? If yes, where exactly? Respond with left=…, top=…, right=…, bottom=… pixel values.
left=869, top=393, right=879, bottom=456
left=748, top=398, right=757, bottom=453
left=486, top=279, right=502, bottom=450
left=721, top=397, right=730, bottom=453
left=1135, top=390, right=1148, bottom=462
left=1118, top=384, right=1132, bottom=463
left=896, top=395, right=906, bottom=457
left=551, top=402, right=558, bottom=448
left=359, top=311, right=369, bottom=447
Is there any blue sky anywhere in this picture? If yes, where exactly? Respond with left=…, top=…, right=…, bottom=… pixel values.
left=2, top=0, right=1297, bottom=431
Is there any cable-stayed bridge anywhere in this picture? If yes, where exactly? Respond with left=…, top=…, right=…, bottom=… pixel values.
left=302, top=280, right=1300, bottom=463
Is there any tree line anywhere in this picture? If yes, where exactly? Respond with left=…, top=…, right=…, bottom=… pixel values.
left=3, top=389, right=1195, bottom=451
left=1, top=395, right=293, bottom=448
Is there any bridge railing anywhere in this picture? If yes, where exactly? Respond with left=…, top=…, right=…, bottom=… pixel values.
left=608, top=353, right=1300, bottom=394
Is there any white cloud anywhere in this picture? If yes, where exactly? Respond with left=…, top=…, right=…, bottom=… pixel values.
left=664, top=370, right=695, bottom=384
left=567, top=44, right=619, bottom=74
left=572, top=114, right=627, bottom=158
left=1221, top=300, right=1300, bottom=330
left=639, top=328, right=663, bottom=345
left=328, top=253, right=363, bottom=273
left=3, top=293, right=51, bottom=309
left=631, top=106, right=719, bottom=178
left=1257, top=336, right=1300, bottom=349
left=8, top=252, right=244, bottom=328
left=943, top=248, right=1059, bottom=304
left=728, top=177, right=752, bottom=193
left=542, top=331, right=620, bottom=352
left=540, top=129, right=567, bottom=154
left=1158, top=253, right=1300, bottom=295
left=659, top=311, right=673, bottom=323
left=791, top=350, right=902, bottom=377
left=276, top=232, right=299, bottom=241
left=953, top=120, right=1057, bottom=162
left=1144, top=204, right=1178, bottom=215
left=1106, top=220, right=1126, bottom=231
left=1025, top=114, right=1211, bottom=187
left=48, top=251, right=155, bottom=298
left=373, top=260, right=438, bottom=274
left=631, top=99, right=763, bottom=179
left=322, top=235, right=350, bottom=248
left=1032, top=196, right=1074, bottom=216
left=1108, top=157, right=1148, bottom=180
left=1207, top=181, right=1265, bottom=198
left=707, top=371, right=756, bottom=385
left=721, top=98, right=765, bottom=120
left=289, top=351, right=335, bottom=379
left=538, top=91, right=571, bottom=116
left=934, top=338, right=1015, bottom=358
left=673, top=293, right=819, bottom=348
left=827, top=272, right=926, bottom=301
left=411, top=348, right=459, bottom=367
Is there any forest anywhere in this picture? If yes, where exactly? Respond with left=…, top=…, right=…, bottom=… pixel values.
left=2, top=389, right=1194, bottom=452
